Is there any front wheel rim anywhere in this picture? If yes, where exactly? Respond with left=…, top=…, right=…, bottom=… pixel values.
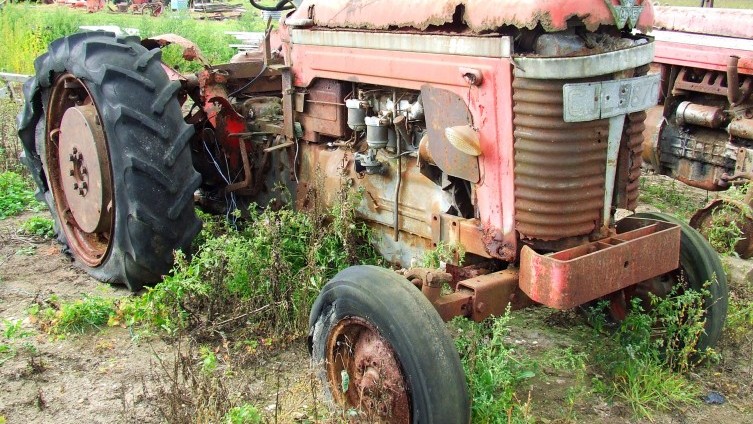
left=325, top=316, right=411, bottom=423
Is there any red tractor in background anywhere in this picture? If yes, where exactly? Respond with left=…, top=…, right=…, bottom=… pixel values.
left=646, top=5, right=753, bottom=259
left=17, top=0, right=728, bottom=421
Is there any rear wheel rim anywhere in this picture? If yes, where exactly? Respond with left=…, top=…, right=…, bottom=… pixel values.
left=46, top=74, right=114, bottom=267
left=325, top=316, right=411, bottom=423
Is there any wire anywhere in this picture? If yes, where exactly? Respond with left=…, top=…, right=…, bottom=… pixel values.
left=248, top=0, right=294, bottom=12
left=227, top=63, right=269, bottom=98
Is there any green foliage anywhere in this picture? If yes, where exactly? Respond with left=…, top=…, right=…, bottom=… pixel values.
left=199, top=345, right=219, bottom=374
left=0, top=4, right=266, bottom=74
left=120, top=183, right=380, bottom=340
left=0, top=99, right=25, bottom=175
left=588, top=285, right=714, bottom=419
left=638, top=177, right=705, bottom=220
left=19, top=216, right=54, bottom=238
left=0, top=318, right=34, bottom=365
left=725, top=296, right=753, bottom=343
left=37, top=295, right=117, bottom=335
left=703, top=185, right=749, bottom=256
left=421, top=241, right=466, bottom=268
left=0, top=171, right=43, bottom=219
left=224, top=404, right=262, bottom=424
left=3, top=318, right=32, bottom=339
left=451, top=311, right=535, bottom=424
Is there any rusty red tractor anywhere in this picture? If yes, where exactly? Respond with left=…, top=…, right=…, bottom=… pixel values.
left=18, top=0, right=728, bottom=421
left=647, top=5, right=753, bottom=259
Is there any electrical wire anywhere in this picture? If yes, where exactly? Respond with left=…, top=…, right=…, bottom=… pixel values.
left=227, top=63, right=269, bottom=98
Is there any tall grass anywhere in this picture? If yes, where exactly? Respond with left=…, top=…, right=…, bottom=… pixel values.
left=0, top=4, right=266, bottom=74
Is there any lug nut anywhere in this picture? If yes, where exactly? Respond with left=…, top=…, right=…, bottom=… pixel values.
left=78, top=189, right=85, bottom=196
left=69, top=153, right=76, bottom=161
left=73, top=182, right=79, bottom=190
left=81, top=182, right=87, bottom=190
left=81, top=166, right=87, bottom=175
left=69, top=169, right=74, bottom=176
left=72, top=147, right=78, bottom=154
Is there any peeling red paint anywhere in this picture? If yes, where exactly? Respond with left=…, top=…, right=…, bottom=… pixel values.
left=289, top=0, right=654, bottom=33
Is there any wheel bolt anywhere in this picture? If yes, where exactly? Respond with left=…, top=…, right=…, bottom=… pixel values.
left=69, top=153, right=76, bottom=162
left=78, top=189, right=85, bottom=196
left=73, top=182, right=79, bottom=190
left=78, top=153, right=83, bottom=160
left=69, top=169, right=74, bottom=176
left=81, top=182, right=87, bottom=190
left=72, top=147, right=78, bottom=154
left=81, top=166, right=87, bottom=175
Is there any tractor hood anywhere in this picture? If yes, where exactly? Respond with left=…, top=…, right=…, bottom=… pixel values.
left=288, top=0, right=654, bottom=33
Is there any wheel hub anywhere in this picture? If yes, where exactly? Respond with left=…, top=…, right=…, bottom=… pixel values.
left=57, top=105, right=112, bottom=234
left=326, top=317, right=410, bottom=423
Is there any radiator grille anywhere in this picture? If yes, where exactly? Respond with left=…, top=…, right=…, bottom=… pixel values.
left=512, top=77, right=609, bottom=240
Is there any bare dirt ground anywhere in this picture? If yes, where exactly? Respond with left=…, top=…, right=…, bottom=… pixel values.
left=1, top=179, right=752, bottom=423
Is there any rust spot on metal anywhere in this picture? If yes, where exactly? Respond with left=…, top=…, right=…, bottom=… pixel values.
left=420, top=85, right=480, bottom=183
left=512, top=77, right=609, bottom=241
left=325, top=317, right=410, bottom=423
left=519, top=218, right=681, bottom=310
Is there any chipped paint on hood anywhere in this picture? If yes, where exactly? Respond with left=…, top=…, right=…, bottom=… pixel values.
left=289, top=0, right=654, bottom=33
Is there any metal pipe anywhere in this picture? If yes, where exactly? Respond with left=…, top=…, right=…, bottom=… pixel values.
left=728, top=55, right=743, bottom=106
left=392, top=91, right=400, bottom=241
left=676, top=101, right=726, bottom=128
left=603, top=115, right=626, bottom=228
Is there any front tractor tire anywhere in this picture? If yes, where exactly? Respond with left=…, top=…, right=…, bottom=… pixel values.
left=309, top=266, right=471, bottom=423
left=18, top=32, right=201, bottom=291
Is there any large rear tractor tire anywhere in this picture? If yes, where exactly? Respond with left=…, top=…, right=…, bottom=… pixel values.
left=308, top=266, right=471, bottom=423
left=615, top=212, right=728, bottom=350
left=17, top=32, right=201, bottom=291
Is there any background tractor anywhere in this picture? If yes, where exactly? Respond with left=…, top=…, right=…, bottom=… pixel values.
left=647, top=5, right=753, bottom=259
left=17, top=0, right=729, bottom=421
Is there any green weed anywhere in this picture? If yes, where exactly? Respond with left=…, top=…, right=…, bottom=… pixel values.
left=19, top=216, right=54, bottom=238
left=588, top=285, right=713, bottom=419
left=224, top=404, right=262, bottom=424
left=0, top=171, right=43, bottom=219
left=0, top=4, right=266, bottom=74
left=451, top=311, right=535, bottom=424
left=638, top=176, right=705, bottom=220
left=725, top=297, right=753, bottom=343
left=421, top=241, right=466, bottom=268
left=38, top=295, right=117, bottom=335
left=3, top=318, right=32, bottom=339
left=200, top=345, right=219, bottom=374
left=0, top=99, right=25, bottom=175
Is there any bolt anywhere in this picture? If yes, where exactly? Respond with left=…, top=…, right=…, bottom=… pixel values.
left=69, top=169, right=74, bottom=176
left=73, top=182, right=79, bottom=190
left=81, top=166, right=87, bottom=175
left=72, top=147, right=78, bottom=154
left=81, top=182, right=87, bottom=190
left=78, top=152, right=83, bottom=161
left=78, top=189, right=85, bottom=196
left=69, top=153, right=76, bottom=162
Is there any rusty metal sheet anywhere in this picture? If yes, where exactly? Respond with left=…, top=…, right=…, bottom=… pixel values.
left=290, top=0, right=654, bottom=33
left=297, top=78, right=350, bottom=142
left=615, top=111, right=646, bottom=211
left=512, top=77, right=608, bottom=241
left=421, top=85, right=480, bottom=183
left=519, top=219, right=681, bottom=310
left=456, top=269, right=518, bottom=322
left=654, top=6, right=753, bottom=40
